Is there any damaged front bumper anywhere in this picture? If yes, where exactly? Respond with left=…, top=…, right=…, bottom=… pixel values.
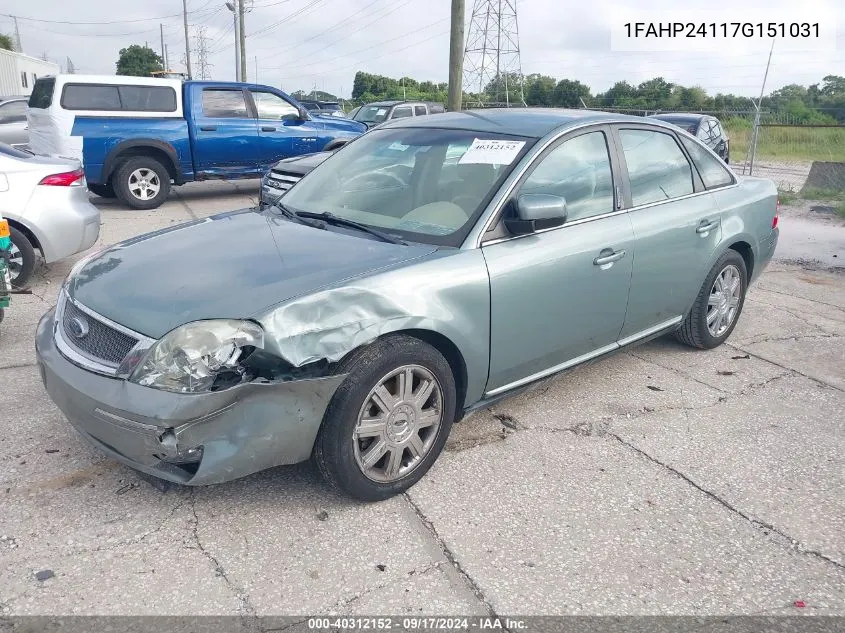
left=35, top=308, right=346, bottom=485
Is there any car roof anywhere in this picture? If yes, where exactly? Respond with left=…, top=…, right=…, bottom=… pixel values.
left=379, top=108, right=649, bottom=138
left=651, top=113, right=709, bottom=123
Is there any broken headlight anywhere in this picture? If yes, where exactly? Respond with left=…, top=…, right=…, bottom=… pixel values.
left=130, top=320, right=264, bottom=393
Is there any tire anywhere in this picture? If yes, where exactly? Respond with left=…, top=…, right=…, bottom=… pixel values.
left=113, top=156, right=171, bottom=210
left=7, top=226, right=36, bottom=288
left=314, top=334, right=457, bottom=502
left=88, top=182, right=116, bottom=198
left=676, top=250, right=748, bottom=350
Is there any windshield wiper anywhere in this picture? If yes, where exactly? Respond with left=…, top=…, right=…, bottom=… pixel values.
left=297, top=211, right=407, bottom=245
left=271, top=202, right=326, bottom=230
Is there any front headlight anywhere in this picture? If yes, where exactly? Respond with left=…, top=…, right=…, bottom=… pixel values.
left=130, top=319, right=264, bottom=393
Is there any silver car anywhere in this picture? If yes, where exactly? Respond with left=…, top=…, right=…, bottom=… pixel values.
left=0, top=144, right=101, bottom=287
left=0, top=97, right=29, bottom=148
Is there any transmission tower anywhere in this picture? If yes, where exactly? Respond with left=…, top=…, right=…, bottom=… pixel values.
left=193, top=25, right=213, bottom=80
left=462, top=0, right=526, bottom=107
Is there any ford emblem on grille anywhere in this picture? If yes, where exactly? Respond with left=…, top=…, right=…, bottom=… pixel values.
left=68, top=316, right=90, bottom=339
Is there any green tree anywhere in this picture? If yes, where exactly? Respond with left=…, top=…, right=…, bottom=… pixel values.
left=524, top=74, right=556, bottom=106
left=635, top=77, right=674, bottom=108
left=115, top=45, right=163, bottom=77
left=0, top=33, right=14, bottom=50
left=553, top=79, right=591, bottom=108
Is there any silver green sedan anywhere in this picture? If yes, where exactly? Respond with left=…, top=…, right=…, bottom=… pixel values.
left=35, top=109, right=779, bottom=501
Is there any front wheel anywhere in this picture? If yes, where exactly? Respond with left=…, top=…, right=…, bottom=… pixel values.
left=676, top=250, right=747, bottom=349
left=313, top=335, right=456, bottom=502
left=114, top=157, right=171, bottom=210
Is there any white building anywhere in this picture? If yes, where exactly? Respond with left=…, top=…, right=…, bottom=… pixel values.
left=0, top=49, right=60, bottom=96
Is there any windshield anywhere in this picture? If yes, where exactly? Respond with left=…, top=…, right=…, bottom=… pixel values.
left=280, top=127, right=533, bottom=246
left=354, top=105, right=391, bottom=124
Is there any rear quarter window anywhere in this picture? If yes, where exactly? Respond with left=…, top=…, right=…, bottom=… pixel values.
left=28, top=78, right=55, bottom=109
left=60, top=84, right=178, bottom=112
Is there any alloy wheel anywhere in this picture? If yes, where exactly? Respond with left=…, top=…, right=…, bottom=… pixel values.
left=353, top=364, right=443, bottom=483
left=707, top=264, right=742, bottom=337
left=128, top=168, right=161, bottom=201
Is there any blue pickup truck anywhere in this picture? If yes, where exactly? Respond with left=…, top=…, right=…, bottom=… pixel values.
left=27, top=75, right=366, bottom=209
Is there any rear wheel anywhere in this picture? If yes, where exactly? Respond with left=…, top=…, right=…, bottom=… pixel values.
left=7, top=226, right=36, bottom=288
left=676, top=250, right=747, bottom=349
left=88, top=182, right=116, bottom=198
left=114, top=157, right=171, bottom=210
left=314, top=335, right=456, bottom=501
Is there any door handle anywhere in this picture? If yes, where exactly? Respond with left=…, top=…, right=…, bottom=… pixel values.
left=261, top=126, right=277, bottom=132
left=696, top=220, right=719, bottom=234
left=594, top=249, right=626, bottom=266
left=199, top=125, right=217, bottom=131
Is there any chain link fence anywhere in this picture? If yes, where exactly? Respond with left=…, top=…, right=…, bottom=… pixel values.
left=588, top=106, right=845, bottom=201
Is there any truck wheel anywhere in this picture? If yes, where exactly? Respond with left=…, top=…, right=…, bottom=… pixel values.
left=88, top=183, right=116, bottom=198
left=313, top=335, right=456, bottom=502
left=8, top=226, right=36, bottom=288
left=114, top=157, right=171, bottom=210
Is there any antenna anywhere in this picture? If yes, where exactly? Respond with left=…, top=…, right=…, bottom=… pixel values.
left=462, top=0, right=526, bottom=107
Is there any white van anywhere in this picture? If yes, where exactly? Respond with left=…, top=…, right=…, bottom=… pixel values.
left=27, top=74, right=184, bottom=161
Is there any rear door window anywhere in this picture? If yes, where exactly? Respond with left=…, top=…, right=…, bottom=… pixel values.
left=28, top=78, right=55, bottom=109
left=679, top=136, right=734, bottom=189
left=414, top=105, right=427, bottom=116
left=618, top=128, right=695, bottom=206
left=61, top=84, right=121, bottom=110
left=202, top=89, right=249, bottom=118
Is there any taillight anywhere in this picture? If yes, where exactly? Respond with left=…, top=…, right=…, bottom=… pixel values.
left=38, top=168, right=85, bottom=186
left=773, top=198, right=779, bottom=229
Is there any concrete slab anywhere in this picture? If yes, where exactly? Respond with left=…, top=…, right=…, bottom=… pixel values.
left=188, top=465, right=457, bottom=615
left=613, top=374, right=845, bottom=568
left=408, top=431, right=845, bottom=615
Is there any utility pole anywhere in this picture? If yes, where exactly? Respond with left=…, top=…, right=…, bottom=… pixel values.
left=160, top=24, right=167, bottom=69
left=165, top=44, right=170, bottom=71
left=447, top=0, right=465, bottom=111
left=12, top=16, right=22, bottom=53
left=254, top=56, right=258, bottom=84
left=225, top=2, right=241, bottom=81
left=238, top=0, right=247, bottom=82
left=182, top=0, right=192, bottom=79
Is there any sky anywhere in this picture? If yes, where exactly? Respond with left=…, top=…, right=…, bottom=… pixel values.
left=2, top=0, right=843, bottom=101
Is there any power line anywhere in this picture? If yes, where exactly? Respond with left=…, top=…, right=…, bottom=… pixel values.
left=0, top=7, right=220, bottom=25
left=279, top=26, right=449, bottom=79
left=265, top=15, right=448, bottom=72
left=247, top=0, right=326, bottom=38
left=248, top=0, right=385, bottom=54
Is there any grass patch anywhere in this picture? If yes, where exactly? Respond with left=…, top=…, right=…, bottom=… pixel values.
left=800, top=187, right=845, bottom=201
left=723, top=119, right=845, bottom=162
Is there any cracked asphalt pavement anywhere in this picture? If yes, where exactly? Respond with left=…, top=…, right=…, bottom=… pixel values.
left=1, top=181, right=843, bottom=617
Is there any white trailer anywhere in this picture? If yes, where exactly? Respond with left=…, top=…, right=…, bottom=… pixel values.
left=0, top=49, right=60, bottom=96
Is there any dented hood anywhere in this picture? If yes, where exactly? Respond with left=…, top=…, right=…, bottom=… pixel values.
left=66, top=209, right=437, bottom=339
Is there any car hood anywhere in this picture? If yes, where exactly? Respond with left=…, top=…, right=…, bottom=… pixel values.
left=318, top=116, right=366, bottom=133
left=66, top=209, right=437, bottom=339
left=271, top=151, right=333, bottom=174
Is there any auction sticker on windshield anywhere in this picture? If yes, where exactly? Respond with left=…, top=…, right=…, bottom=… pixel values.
left=458, top=139, right=525, bottom=165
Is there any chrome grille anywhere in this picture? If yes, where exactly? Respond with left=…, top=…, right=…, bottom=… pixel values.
left=265, top=170, right=302, bottom=193
left=61, top=298, right=139, bottom=366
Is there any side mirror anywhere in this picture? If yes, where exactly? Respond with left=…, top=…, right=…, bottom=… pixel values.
left=504, top=194, right=567, bottom=235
